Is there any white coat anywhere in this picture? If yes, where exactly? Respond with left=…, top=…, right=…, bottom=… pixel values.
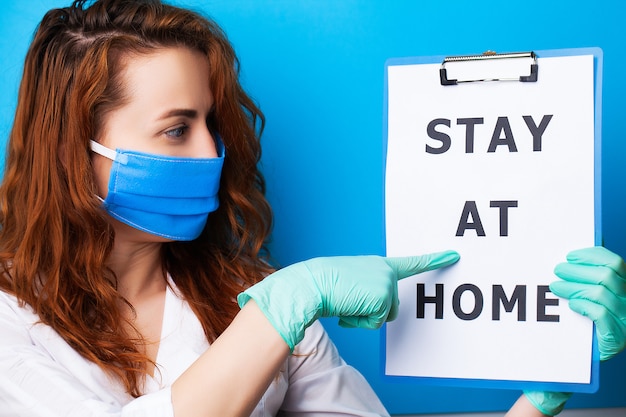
left=0, top=279, right=389, bottom=417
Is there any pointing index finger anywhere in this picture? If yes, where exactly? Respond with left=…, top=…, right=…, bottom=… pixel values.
left=385, top=250, right=460, bottom=280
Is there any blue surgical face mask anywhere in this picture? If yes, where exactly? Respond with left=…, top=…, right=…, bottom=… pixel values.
left=90, top=138, right=225, bottom=241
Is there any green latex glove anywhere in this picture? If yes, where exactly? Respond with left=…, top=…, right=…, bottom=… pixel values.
left=237, top=251, right=460, bottom=351
left=523, top=391, right=572, bottom=416
left=525, top=246, right=626, bottom=415
left=551, top=246, right=626, bottom=361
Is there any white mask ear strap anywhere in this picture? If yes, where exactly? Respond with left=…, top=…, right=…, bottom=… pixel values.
left=90, top=140, right=117, bottom=161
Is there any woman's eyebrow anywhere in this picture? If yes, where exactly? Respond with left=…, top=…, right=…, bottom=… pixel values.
left=157, top=108, right=198, bottom=120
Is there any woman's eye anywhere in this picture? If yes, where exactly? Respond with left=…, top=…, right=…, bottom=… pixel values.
left=165, top=125, right=188, bottom=138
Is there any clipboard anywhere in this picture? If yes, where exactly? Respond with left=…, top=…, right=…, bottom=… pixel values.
left=382, top=48, right=602, bottom=393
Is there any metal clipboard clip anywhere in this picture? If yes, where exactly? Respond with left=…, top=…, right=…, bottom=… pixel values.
left=440, top=51, right=538, bottom=85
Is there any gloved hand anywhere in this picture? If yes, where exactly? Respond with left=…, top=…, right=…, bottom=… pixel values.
left=551, top=246, right=626, bottom=361
left=525, top=246, right=626, bottom=415
left=237, top=251, right=460, bottom=351
left=522, top=391, right=572, bottom=416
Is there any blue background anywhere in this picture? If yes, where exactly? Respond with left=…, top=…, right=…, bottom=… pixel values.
left=1, top=0, right=624, bottom=414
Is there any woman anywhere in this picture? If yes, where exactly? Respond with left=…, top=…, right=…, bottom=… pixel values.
left=0, top=0, right=459, bottom=416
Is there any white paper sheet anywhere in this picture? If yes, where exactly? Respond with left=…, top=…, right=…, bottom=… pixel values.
left=385, top=54, right=596, bottom=385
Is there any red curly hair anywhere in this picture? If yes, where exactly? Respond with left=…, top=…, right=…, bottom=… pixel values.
left=0, top=0, right=274, bottom=397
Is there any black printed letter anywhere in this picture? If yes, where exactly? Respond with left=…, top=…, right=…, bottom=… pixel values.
left=426, top=118, right=451, bottom=154
left=457, top=117, right=484, bottom=153
left=456, top=201, right=485, bottom=237
left=417, top=283, right=444, bottom=319
left=487, top=117, right=518, bottom=153
left=537, top=285, right=560, bottom=322
left=523, top=114, right=553, bottom=151
left=489, top=200, right=518, bottom=237
left=452, top=284, right=483, bottom=320
left=492, top=285, right=527, bottom=321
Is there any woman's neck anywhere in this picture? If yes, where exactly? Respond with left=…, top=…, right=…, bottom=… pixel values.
left=108, top=239, right=166, bottom=303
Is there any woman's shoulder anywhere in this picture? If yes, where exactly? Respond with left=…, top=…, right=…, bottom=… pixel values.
left=0, top=288, right=43, bottom=350
left=0, top=265, right=38, bottom=325
left=0, top=288, right=38, bottom=324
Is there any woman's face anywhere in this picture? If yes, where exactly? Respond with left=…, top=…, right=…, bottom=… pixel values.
left=91, top=46, right=218, bottom=242
left=92, top=46, right=217, bottom=201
